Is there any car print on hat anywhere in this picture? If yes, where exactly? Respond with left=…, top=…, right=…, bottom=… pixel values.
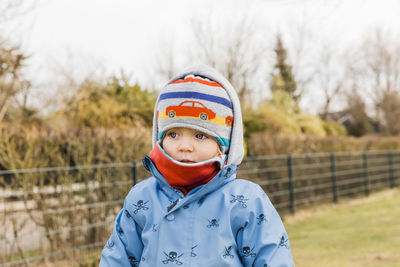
left=166, top=101, right=216, bottom=121
left=225, top=116, right=233, bottom=128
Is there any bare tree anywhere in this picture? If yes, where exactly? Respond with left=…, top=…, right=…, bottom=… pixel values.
left=38, top=49, right=107, bottom=119
left=315, top=43, right=345, bottom=119
left=188, top=13, right=269, bottom=104
left=0, top=42, right=28, bottom=122
left=285, top=19, right=316, bottom=104
left=150, top=38, right=182, bottom=88
left=0, top=0, right=38, bottom=123
left=355, top=28, right=400, bottom=133
left=0, top=0, right=37, bottom=24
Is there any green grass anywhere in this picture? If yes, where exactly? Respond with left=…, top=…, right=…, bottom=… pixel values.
left=285, top=188, right=400, bottom=267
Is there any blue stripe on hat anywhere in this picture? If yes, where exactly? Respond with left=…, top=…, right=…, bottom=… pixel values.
left=213, top=136, right=231, bottom=148
left=158, top=130, right=166, bottom=141
left=159, top=92, right=233, bottom=109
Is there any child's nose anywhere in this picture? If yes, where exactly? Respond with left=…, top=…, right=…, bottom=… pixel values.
left=178, top=138, right=194, bottom=152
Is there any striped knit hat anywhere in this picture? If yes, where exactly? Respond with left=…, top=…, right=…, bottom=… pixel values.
left=156, top=73, right=234, bottom=155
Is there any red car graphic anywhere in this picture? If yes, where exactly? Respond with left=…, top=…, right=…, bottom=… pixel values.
left=225, top=116, right=234, bottom=128
left=166, top=101, right=216, bottom=120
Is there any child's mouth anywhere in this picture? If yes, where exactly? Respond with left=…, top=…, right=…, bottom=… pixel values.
left=180, top=159, right=195, bottom=163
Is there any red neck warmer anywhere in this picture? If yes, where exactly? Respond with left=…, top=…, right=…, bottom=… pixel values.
left=149, top=143, right=223, bottom=196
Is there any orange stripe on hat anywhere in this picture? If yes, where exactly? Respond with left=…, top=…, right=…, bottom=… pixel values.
left=170, top=77, right=224, bottom=88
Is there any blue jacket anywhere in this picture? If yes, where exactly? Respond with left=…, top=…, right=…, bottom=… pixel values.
left=101, top=65, right=294, bottom=266
left=100, top=156, right=294, bottom=266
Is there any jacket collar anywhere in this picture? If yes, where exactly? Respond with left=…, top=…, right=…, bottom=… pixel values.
left=142, top=155, right=237, bottom=211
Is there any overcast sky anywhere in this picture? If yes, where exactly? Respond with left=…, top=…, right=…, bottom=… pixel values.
left=3, top=0, right=400, bottom=113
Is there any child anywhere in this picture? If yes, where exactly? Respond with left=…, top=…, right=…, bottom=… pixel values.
left=100, top=65, right=294, bottom=266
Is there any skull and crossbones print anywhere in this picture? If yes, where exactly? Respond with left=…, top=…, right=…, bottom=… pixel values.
left=279, top=236, right=290, bottom=249
left=128, top=256, right=139, bottom=267
left=230, top=194, right=248, bottom=208
left=105, top=239, right=114, bottom=249
left=241, top=246, right=256, bottom=258
left=207, top=218, right=219, bottom=228
left=132, top=200, right=149, bottom=214
left=256, top=213, right=267, bottom=224
left=162, top=251, right=183, bottom=265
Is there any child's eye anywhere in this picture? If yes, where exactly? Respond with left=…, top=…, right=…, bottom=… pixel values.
left=168, top=132, right=178, bottom=138
left=195, top=133, right=207, bottom=140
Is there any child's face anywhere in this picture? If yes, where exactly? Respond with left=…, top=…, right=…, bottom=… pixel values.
left=162, top=127, right=221, bottom=163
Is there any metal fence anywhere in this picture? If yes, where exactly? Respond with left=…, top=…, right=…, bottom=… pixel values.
left=1, top=150, right=399, bottom=266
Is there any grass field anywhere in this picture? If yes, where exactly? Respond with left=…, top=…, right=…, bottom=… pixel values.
left=285, top=188, right=400, bottom=267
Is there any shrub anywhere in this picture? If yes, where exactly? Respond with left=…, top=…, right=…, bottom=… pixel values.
left=247, top=133, right=400, bottom=156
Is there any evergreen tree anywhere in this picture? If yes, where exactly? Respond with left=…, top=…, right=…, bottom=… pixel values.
left=270, top=34, right=299, bottom=103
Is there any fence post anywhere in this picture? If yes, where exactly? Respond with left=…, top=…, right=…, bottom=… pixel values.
left=132, top=161, right=138, bottom=186
left=330, top=153, right=338, bottom=203
left=287, top=155, right=295, bottom=214
left=387, top=151, right=395, bottom=188
left=362, top=152, right=370, bottom=196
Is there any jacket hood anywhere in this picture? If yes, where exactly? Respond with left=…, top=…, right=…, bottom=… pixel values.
left=152, top=64, right=244, bottom=166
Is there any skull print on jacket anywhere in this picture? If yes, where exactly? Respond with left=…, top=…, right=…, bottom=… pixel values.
left=100, top=65, right=294, bottom=267
left=100, top=159, right=294, bottom=266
